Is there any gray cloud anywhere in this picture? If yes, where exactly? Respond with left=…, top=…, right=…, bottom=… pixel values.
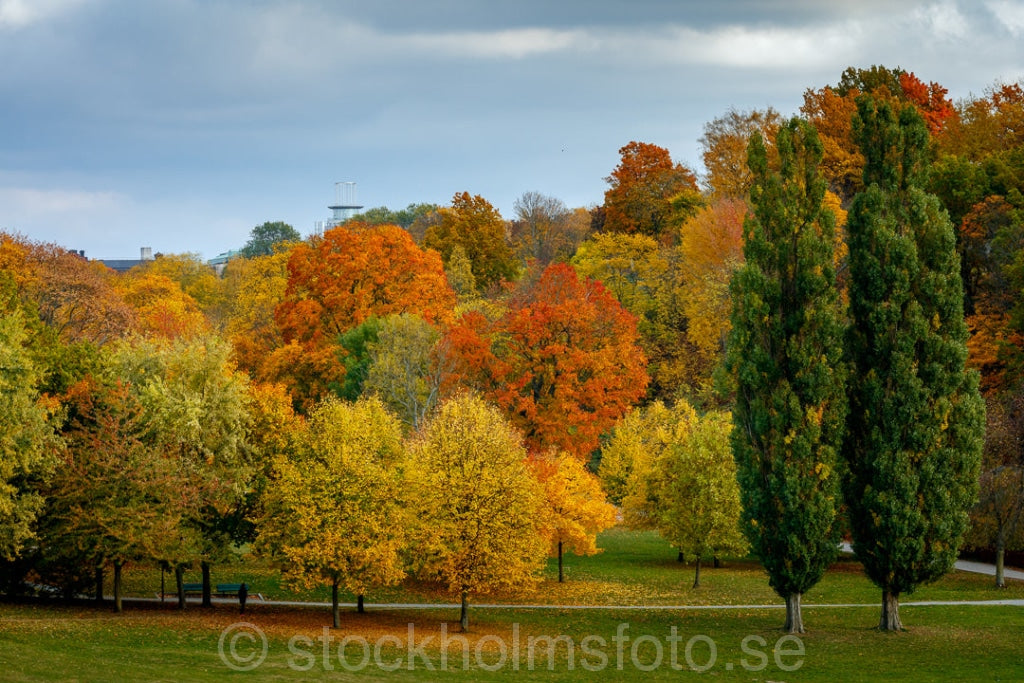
left=0, top=0, right=1021, bottom=259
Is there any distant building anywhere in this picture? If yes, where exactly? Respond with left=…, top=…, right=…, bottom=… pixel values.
left=99, top=247, right=154, bottom=273
left=314, top=181, right=363, bottom=234
left=208, top=249, right=241, bottom=276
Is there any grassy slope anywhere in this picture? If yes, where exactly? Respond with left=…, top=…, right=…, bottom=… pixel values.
left=1, top=528, right=1022, bottom=681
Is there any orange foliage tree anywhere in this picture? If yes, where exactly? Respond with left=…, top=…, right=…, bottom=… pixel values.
left=272, top=223, right=455, bottom=409
left=802, top=66, right=955, bottom=202
left=447, top=262, right=648, bottom=460
left=677, top=198, right=747, bottom=364
left=0, top=233, right=134, bottom=345
left=423, top=192, right=519, bottom=290
left=602, top=141, right=700, bottom=240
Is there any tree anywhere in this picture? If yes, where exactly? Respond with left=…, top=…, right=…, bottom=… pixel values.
left=114, top=270, right=210, bottom=340
left=0, top=235, right=135, bottom=346
left=240, top=221, right=301, bottom=258
left=423, top=192, right=518, bottom=290
left=843, top=97, right=985, bottom=631
left=726, top=118, right=848, bottom=634
left=454, top=263, right=649, bottom=460
left=677, top=199, right=747, bottom=368
left=530, top=450, right=616, bottom=583
left=967, top=392, right=1024, bottom=587
left=408, top=393, right=546, bottom=632
left=0, top=306, right=58, bottom=560
left=335, top=317, right=381, bottom=401
left=220, top=250, right=292, bottom=382
left=510, top=192, right=586, bottom=265
left=350, top=203, right=439, bottom=230
left=364, top=313, right=452, bottom=430
left=111, top=334, right=252, bottom=608
left=599, top=400, right=695, bottom=508
left=137, top=253, right=224, bottom=317
left=647, top=407, right=747, bottom=588
left=42, top=375, right=183, bottom=612
left=258, top=397, right=406, bottom=627
left=602, top=141, right=700, bottom=240
left=273, top=222, right=455, bottom=409
left=700, top=107, right=783, bottom=200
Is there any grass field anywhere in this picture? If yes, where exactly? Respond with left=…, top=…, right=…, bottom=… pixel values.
left=1, top=528, right=1022, bottom=681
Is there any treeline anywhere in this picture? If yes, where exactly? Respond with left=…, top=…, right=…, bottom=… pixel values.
left=1, top=65, right=1023, bottom=631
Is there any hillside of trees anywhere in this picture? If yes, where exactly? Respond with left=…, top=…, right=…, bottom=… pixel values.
left=2, top=65, right=1023, bottom=631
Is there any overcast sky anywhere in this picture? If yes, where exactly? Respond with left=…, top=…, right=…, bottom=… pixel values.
left=2, top=0, right=1023, bottom=260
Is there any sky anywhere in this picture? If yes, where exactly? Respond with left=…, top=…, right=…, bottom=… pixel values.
left=2, top=0, right=1024, bottom=261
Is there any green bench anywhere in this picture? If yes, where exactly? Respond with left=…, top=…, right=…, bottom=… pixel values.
left=217, top=583, right=263, bottom=600
left=159, top=582, right=262, bottom=600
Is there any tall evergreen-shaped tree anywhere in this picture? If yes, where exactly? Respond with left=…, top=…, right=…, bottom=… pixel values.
left=844, top=96, right=984, bottom=631
left=726, top=119, right=847, bottom=633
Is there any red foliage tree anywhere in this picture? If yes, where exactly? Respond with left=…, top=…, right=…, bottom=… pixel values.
left=448, top=263, right=648, bottom=460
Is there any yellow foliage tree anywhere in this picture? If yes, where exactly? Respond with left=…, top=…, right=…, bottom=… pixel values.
left=408, top=393, right=546, bottom=631
left=598, top=400, right=695, bottom=508
left=258, top=397, right=406, bottom=628
left=530, top=450, right=617, bottom=583
left=220, top=251, right=292, bottom=381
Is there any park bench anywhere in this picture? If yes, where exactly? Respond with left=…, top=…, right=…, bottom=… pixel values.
left=158, top=582, right=262, bottom=600
left=217, top=583, right=264, bottom=600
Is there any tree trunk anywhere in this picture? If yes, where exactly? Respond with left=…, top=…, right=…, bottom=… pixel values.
left=357, top=594, right=365, bottom=613
left=201, top=561, right=212, bottom=607
left=175, top=565, right=186, bottom=610
left=678, top=550, right=684, bottom=563
left=713, top=556, right=721, bottom=568
left=558, top=541, right=564, bottom=583
left=460, top=590, right=469, bottom=633
left=879, top=590, right=903, bottom=631
left=784, top=592, right=805, bottom=634
left=332, top=577, right=340, bottom=629
left=996, top=540, right=1006, bottom=589
left=113, top=561, right=123, bottom=614
left=693, top=556, right=701, bottom=589
left=95, top=566, right=104, bottom=603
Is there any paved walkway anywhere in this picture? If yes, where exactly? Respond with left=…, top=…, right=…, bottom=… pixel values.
left=130, top=549, right=1023, bottom=612
left=840, top=543, right=1024, bottom=581
left=137, top=596, right=1024, bottom=610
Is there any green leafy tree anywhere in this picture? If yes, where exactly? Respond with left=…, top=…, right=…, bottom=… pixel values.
left=350, top=203, right=440, bottom=230
left=258, top=397, right=406, bottom=627
left=43, top=375, right=184, bottom=612
left=650, top=408, right=747, bottom=589
left=240, top=221, right=301, bottom=258
left=112, top=334, right=252, bottom=608
left=364, top=313, right=451, bottom=430
left=335, top=317, right=381, bottom=401
left=726, top=118, right=848, bottom=634
left=0, top=305, right=59, bottom=560
left=843, top=97, right=985, bottom=631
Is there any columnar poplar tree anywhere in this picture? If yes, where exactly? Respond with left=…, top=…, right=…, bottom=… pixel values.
left=726, top=118, right=847, bottom=634
left=844, top=96, right=984, bottom=631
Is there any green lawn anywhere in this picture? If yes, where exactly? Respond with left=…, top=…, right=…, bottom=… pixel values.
left=2, top=528, right=1022, bottom=681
